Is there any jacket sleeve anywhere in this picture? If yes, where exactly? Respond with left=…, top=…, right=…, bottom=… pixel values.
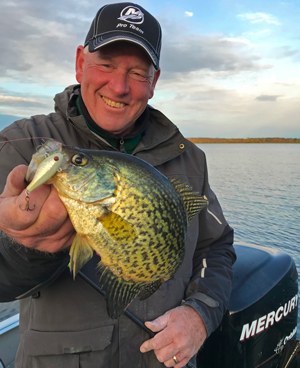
left=182, top=154, right=236, bottom=337
left=0, top=233, right=69, bottom=301
left=0, top=137, right=69, bottom=302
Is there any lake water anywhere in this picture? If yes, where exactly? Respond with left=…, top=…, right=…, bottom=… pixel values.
left=0, top=144, right=299, bottom=336
left=199, top=143, right=300, bottom=337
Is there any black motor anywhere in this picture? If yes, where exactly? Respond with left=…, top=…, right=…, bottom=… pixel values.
left=198, top=243, right=299, bottom=368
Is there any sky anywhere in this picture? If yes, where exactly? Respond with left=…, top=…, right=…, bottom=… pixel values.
left=0, top=0, right=300, bottom=138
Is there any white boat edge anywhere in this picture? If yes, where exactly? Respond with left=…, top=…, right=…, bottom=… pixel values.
left=0, top=314, right=19, bottom=336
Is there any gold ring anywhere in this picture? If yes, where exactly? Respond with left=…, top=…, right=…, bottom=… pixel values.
left=173, top=355, right=179, bottom=364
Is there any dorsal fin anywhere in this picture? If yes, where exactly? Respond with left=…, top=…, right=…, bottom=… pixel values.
left=169, top=178, right=208, bottom=222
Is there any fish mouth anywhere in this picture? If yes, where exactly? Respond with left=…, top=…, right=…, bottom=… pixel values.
left=101, top=96, right=127, bottom=108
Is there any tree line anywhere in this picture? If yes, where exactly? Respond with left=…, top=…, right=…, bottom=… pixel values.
left=187, top=137, right=300, bottom=144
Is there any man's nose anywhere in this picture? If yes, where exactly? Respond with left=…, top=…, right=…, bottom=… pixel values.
left=108, top=71, right=130, bottom=96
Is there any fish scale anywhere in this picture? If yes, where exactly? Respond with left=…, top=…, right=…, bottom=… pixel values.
left=25, top=139, right=208, bottom=319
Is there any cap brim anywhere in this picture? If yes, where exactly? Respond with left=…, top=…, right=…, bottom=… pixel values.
left=88, top=34, right=159, bottom=70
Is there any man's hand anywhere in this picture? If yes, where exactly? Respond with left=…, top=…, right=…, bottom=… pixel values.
left=140, top=305, right=207, bottom=367
left=0, top=165, right=75, bottom=252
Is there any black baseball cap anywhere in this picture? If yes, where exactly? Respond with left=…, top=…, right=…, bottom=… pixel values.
left=84, top=2, right=162, bottom=69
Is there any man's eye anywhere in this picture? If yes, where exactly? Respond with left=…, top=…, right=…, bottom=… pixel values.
left=130, top=71, right=149, bottom=82
left=99, top=64, right=113, bottom=72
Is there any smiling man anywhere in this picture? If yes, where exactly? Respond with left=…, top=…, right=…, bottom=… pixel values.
left=0, top=3, right=235, bottom=368
left=76, top=42, right=160, bottom=136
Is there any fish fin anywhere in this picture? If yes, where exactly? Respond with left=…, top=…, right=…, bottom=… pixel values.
left=138, top=279, right=164, bottom=301
left=69, top=234, right=94, bottom=279
left=169, top=178, right=209, bottom=222
left=98, top=263, right=145, bottom=319
left=98, top=210, right=137, bottom=243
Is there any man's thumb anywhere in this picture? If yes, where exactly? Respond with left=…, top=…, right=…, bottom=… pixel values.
left=145, top=311, right=170, bottom=333
left=1, top=165, right=28, bottom=197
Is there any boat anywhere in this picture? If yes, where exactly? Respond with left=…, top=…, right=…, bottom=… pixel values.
left=0, top=314, right=20, bottom=368
left=199, top=243, right=300, bottom=368
left=0, top=242, right=299, bottom=367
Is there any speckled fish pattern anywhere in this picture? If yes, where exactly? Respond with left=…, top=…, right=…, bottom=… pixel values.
left=26, top=139, right=208, bottom=318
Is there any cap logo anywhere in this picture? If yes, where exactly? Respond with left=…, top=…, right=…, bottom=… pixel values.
left=118, top=6, right=144, bottom=24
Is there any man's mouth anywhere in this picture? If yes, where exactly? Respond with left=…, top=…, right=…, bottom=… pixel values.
left=102, top=96, right=126, bottom=108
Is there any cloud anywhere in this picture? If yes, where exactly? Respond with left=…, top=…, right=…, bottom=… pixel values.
left=0, top=88, right=52, bottom=116
left=1, top=1, right=299, bottom=139
left=243, top=29, right=273, bottom=38
left=219, top=37, right=252, bottom=45
left=271, top=46, right=300, bottom=59
left=0, top=95, right=45, bottom=105
left=255, top=95, right=282, bottom=102
left=185, top=11, right=193, bottom=17
left=152, top=79, right=300, bottom=138
left=238, top=13, right=281, bottom=25
left=0, top=0, right=94, bottom=85
left=218, top=37, right=265, bottom=48
left=159, top=32, right=272, bottom=80
left=0, top=1, right=272, bottom=88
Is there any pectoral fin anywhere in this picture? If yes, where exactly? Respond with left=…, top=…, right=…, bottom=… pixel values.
left=69, top=234, right=94, bottom=278
left=98, top=210, right=137, bottom=244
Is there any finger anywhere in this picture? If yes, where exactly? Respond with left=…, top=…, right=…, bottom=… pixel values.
left=140, top=331, right=173, bottom=353
left=151, top=336, right=192, bottom=365
left=164, top=355, right=190, bottom=368
left=35, top=186, right=69, bottom=229
left=7, top=200, right=75, bottom=252
left=9, top=184, right=52, bottom=229
left=151, top=341, right=177, bottom=364
left=145, top=311, right=171, bottom=333
left=33, top=216, right=75, bottom=252
left=0, top=183, right=52, bottom=233
left=15, top=186, right=74, bottom=250
left=152, top=341, right=192, bottom=367
left=0, top=165, right=28, bottom=197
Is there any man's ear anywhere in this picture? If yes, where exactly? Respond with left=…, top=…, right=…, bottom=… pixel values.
left=75, top=46, right=85, bottom=83
left=149, top=68, right=161, bottom=100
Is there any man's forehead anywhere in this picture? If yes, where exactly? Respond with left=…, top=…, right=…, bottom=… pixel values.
left=93, top=42, right=153, bottom=65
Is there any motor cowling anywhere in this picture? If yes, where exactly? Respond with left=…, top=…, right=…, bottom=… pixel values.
left=198, top=243, right=299, bottom=368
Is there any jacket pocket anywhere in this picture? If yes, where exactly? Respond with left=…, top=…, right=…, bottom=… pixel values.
left=21, top=325, right=114, bottom=368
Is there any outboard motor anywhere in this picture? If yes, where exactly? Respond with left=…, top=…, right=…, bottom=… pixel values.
left=198, top=243, right=299, bottom=368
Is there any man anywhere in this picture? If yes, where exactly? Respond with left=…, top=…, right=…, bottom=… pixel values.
left=0, top=3, right=235, bottom=368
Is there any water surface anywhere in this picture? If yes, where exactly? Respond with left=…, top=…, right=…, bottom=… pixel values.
left=199, top=143, right=300, bottom=336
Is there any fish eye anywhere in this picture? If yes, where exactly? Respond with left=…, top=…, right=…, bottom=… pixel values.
left=71, top=153, right=88, bottom=166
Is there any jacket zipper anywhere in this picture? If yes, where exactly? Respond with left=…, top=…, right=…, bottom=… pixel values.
left=67, top=120, right=90, bottom=143
left=67, top=119, right=118, bottom=151
left=119, top=138, right=126, bottom=153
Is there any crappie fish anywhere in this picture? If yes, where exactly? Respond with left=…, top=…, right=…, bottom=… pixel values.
left=26, top=139, right=208, bottom=318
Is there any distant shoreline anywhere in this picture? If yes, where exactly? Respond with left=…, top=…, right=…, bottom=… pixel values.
left=187, top=138, right=300, bottom=144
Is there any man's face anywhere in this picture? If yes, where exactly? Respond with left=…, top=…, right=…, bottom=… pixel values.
left=76, top=42, right=160, bottom=136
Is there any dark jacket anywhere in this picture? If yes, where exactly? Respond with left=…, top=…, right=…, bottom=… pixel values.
left=0, top=85, right=235, bottom=368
